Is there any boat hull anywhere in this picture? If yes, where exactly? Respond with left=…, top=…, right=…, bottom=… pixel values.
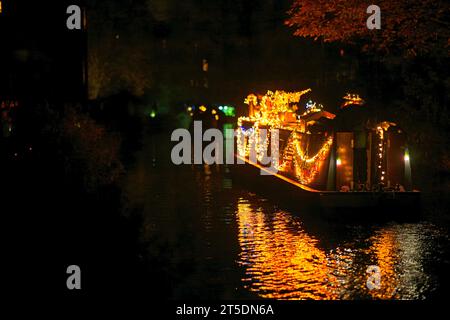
left=231, top=155, right=421, bottom=218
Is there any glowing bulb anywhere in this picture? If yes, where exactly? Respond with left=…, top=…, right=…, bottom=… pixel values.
left=336, top=158, right=342, bottom=166
left=404, top=154, right=410, bottom=162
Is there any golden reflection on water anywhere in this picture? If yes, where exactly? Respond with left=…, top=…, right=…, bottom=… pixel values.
left=236, top=197, right=431, bottom=300
left=367, top=230, right=399, bottom=299
left=367, top=225, right=428, bottom=299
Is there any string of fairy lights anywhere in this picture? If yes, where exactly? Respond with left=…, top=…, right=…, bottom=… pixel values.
left=291, top=133, right=333, bottom=185
left=376, top=126, right=386, bottom=183
left=375, top=122, right=396, bottom=185
left=237, top=92, right=406, bottom=188
left=237, top=90, right=333, bottom=185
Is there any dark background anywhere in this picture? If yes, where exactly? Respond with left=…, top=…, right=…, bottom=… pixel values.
left=1, top=0, right=448, bottom=309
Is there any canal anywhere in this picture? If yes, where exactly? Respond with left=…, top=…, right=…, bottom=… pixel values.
left=123, top=129, right=450, bottom=300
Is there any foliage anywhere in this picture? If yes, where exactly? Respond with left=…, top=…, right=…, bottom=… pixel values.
left=394, top=61, right=450, bottom=175
left=62, top=106, right=124, bottom=191
left=285, top=0, right=450, bottom=57
left=87, top=0, right=153, bottom=99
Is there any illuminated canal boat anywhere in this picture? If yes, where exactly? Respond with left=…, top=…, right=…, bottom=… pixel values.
left=234, top=89, right=420, bottom=212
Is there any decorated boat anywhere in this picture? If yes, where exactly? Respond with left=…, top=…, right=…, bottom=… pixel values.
left=234, top=89, right=420, bottom=212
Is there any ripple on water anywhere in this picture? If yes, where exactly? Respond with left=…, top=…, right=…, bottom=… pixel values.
left=235, top=195, right=447, bottom=300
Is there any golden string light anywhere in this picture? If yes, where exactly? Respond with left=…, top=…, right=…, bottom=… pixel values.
left=341, top=93, right=365, bottom=108
left=377, top=126, right=385, bottom=183
left=289, top=133, right=333, bottom=184
left=375, top=122, right=396, bottom=184
left=237, top=89, right=333, bottom=186
left=244, top=89, right=311, bottom=126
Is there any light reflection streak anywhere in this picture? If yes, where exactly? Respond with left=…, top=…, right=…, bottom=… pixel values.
left=236, top=197, right=339, bottom=299
left=236, top=196, right=431, bottom=300
left=367, top=225, right=431, bottom=300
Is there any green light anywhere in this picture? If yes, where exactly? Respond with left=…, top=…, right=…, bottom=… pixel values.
left=222, top=106, right=235, bottom=117
left=150, top=111, right=156, bottom=118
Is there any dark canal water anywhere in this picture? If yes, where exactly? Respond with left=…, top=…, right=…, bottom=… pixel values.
left=124, top=130, right=450, bottom=300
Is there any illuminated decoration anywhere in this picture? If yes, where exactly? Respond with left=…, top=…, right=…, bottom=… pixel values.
left=303, top=100, right=324, bottom=116
left=341, top=93, right=365, bottom=108
left=281, top=132, right=333, bottom=185
left=236, top=126, right=251, bottom=159
left=244, top=94, right=258, bottom=107
left=306, top=100, right=315, bottom=109
left=236, top=122, right=274, bottom=164
left=375, top=121, right=397, bottom=184
left=237, top=89, right=333, bottom=186
left=150, top=111, right=156, bottom=118
left=238, top=89, right=414, bottom=193
left=376, top=126, right=385, bottom=183
left=187, top=104, right=235, bottom=118
left=0, top=1, right=2, bottom=14
left=244, top=89, right=311, bottom=126
left=221, top=106, right=235, bottom=117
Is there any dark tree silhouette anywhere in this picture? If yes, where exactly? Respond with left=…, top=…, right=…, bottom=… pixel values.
left=87, top=0, right=153, bottom=99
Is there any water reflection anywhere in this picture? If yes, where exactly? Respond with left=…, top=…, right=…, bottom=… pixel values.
left=236, top=195, right=440, bottom=300
left=124, top=132, right=448, bottom=300
left=367, top=225, right=435, bottom=299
